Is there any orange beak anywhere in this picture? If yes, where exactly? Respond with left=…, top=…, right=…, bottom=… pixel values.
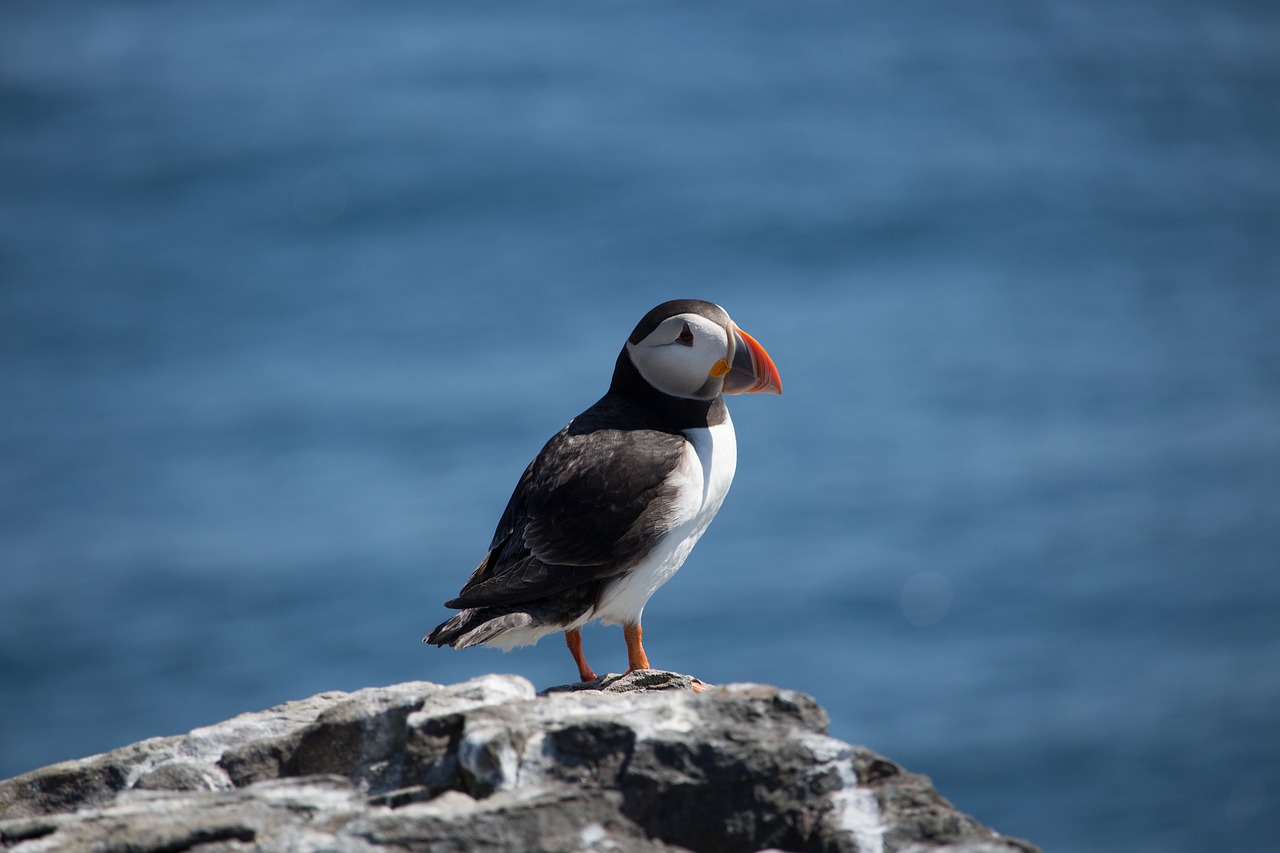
left=722, top=324, right=782, bottom=395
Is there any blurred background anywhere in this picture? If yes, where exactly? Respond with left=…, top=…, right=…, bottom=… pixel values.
left=2, top=2, right=1277, bottom=850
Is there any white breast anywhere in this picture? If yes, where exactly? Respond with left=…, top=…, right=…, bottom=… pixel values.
left=594, top=414, right=737, bottom=626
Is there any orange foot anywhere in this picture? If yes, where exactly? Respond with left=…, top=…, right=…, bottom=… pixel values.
left=623, top=623, right=650, bottom=673
left=565, top=628, right=597, bottom=682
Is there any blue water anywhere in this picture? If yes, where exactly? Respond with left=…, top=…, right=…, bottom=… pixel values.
left=2, top=2, right=1278, bottom=850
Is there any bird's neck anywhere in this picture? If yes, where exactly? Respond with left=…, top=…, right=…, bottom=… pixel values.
left=607, top=349, right=727, bottom=431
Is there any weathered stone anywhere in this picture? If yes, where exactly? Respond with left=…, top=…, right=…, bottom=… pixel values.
left=848, top=749, right=1040, bottom=853
left=133, top=761, right=223, bottom=792
left=0, top=776, right=369, bottom=853
left=0, top=672, right=1039, bottom=853
left=0, top=753, right=134, bottom=820
left=218, top=680, right=447, bottom=791
left=0, top=679, right=516, bottom=820
left=349, top=786, right=681, bottom=853
left=542, top=669, right=706, bottom=695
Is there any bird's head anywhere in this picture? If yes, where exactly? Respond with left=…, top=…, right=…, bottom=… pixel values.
left=623, top=300, right=782, bottom=401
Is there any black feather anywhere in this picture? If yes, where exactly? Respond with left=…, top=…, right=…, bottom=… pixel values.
left=426, top=301, right=732, bottom=641
left=445, top=389, right=692, bottom=610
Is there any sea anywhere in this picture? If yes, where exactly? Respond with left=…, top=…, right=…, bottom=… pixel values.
left=1, top=2, right=1277, bottom=851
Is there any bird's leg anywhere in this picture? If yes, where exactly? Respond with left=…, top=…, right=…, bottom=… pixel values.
left=623, top=623, right=650, bottom=673
left=565, top=628, right=597, bottom=682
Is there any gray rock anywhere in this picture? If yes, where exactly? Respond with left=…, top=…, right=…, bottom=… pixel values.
left=0, top=672, right=1039, bottom=853
left=543, top=669, right=708, bottom=694
left=350, top=786, right=683, bottom=853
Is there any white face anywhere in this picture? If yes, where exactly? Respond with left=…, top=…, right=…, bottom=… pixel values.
left=625, top=312, right=733, bottom=400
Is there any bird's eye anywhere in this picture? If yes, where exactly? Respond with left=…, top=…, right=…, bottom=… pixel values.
left=676, top=323, right=694, bottom=346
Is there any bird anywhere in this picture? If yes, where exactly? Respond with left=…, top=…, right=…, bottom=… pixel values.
left=424, top=299, right=781, bottom=684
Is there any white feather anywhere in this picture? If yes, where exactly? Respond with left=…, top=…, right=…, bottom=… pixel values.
left=595, top=415, right=737, bottom=625
left=480, top=620, right=563, bottom=652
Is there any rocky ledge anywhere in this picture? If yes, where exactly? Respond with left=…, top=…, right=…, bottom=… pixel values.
left=0, top=672, right=1037, bottom=853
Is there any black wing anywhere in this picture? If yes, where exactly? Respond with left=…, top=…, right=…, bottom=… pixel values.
left=445, top=405, right=689, bottom=609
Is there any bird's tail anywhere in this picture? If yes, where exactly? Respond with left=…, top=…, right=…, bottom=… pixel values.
left=423, top=608, right=536, bottom=649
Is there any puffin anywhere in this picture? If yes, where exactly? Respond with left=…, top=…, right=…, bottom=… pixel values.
left=424, top=299, right=781, bottom=683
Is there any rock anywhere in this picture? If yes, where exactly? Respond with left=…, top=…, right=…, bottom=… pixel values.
left=0, top=672, right=1038, bottom=853
left=543, top=669, right=707, bottom=694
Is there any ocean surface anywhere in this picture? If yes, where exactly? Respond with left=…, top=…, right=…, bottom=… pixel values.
left=2, top=2, right=1277, bottom=850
